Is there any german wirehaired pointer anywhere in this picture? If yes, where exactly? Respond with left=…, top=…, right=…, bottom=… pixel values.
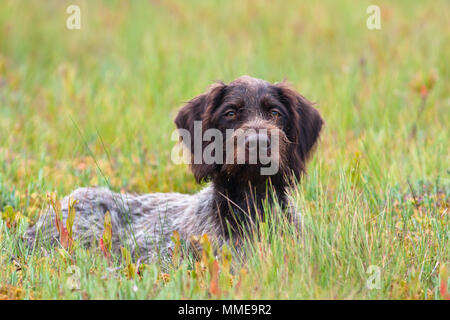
left=28, top=76, right=323, bottom=261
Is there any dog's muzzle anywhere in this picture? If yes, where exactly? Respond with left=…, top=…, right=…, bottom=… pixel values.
left=244, top=131, right=270, bottom=153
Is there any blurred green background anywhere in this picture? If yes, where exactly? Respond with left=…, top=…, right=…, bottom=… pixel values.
left=0, top=0, right=448, bottom=195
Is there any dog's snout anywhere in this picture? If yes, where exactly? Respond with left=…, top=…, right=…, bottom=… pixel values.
left=245, top=132, right=270, bottom=151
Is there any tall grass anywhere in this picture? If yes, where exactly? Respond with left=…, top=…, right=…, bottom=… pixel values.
left=0, top=0, right=448, bottom=299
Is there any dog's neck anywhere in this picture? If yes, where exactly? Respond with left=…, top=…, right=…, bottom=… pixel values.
left=210, top=175, right=288, bottom=238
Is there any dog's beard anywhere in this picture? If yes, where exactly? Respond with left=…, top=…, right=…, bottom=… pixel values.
left=218, top=129, right=289, bottom=185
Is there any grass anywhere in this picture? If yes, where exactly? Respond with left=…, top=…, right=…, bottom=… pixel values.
left=0, top=0, right=448, bottom=299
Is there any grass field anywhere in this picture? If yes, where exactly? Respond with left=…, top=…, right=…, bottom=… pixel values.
left=0, top=0, right=448, bottom=299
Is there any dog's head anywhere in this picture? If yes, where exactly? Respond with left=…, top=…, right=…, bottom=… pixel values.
left=174, top=76, right=323, bottom=185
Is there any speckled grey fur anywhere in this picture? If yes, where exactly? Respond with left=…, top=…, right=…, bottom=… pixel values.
left=27, top=185, right=300, bottom=261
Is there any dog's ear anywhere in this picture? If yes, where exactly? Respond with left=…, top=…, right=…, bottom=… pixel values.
left=174, top=82, right=226, bottom=183
left=276, top=82, right=323, bottom=178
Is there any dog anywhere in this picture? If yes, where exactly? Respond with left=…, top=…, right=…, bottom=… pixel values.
left=27, top=76, right=323, bottom=261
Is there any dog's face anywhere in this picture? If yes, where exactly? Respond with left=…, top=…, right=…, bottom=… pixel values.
left=175, top=76, right=323, bottom=185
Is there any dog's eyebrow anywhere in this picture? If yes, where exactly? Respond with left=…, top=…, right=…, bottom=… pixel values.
left=220, top=95, right=245, bottom=107
left=260, top=95, right=283, bottom=106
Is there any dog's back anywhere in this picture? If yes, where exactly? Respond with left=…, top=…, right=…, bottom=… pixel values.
left=27, top=187, right=219, bottom=260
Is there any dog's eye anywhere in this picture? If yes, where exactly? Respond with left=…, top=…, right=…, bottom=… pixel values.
left=224, top=110, right=236, bottom=119
left=270, top=109, right=281, bottom=117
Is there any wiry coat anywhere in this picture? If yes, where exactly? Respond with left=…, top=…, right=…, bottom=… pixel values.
left=28, top=186, right=220, bottom=260
left=28, top=185, right=300, bottom=261
left=27, top=76, right=323, bottom=262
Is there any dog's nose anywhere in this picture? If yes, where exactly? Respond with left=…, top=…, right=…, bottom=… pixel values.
left=245, top=132, right=270, bottom=151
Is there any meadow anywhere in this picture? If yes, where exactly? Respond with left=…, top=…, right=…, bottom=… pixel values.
left=0, top=0, right=448, bottom=299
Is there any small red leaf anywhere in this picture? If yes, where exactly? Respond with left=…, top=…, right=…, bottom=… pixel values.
left=209, top=260, right=220, bottom=297
left=420, top=84, right=428, bottom=98
left=99, top=238, right=110, bottom=258
left=60, top=225, right=72, bottom=249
